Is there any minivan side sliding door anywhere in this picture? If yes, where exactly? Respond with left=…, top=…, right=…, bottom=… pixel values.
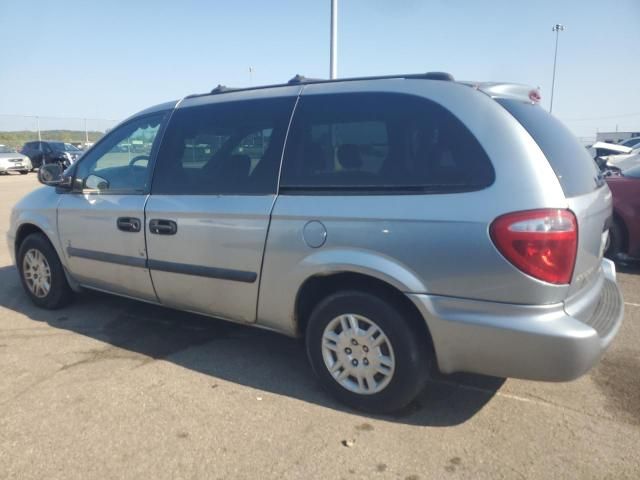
left=145, top=91, right=298, bottom=323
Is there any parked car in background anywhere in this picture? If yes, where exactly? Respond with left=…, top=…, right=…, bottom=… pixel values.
left=0, top=145, right=32, bottom=175
left=603, top=160, right=640, bottom=261
left=8, top=73, right=624, bottom=413
left=619, top=137, right=640, bottom=149
left=606, top=146, right=640, bottom=168
left=588, top=141, right=632, bottom=167
left=20, top=141, right=83, bottom=169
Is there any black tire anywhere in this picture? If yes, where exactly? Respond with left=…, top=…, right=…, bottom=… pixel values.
left=306, top=290, right=430, bottom=413
left=605, top=220, right=624, bottom=260
left=20, top=170, right=28, bottom=175
left=17, top=233, right=73, bottom=309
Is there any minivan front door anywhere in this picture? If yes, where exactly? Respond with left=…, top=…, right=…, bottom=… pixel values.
left=145, top=93, right=298, bottom=322
left=57, top=112, right=167, bottom=302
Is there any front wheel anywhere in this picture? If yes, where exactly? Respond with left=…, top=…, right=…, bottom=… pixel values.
left=17, top=233, right=73, bottom=309
left=306, top=291, right=430, bottom=413
left=20, top=170, right=29, bottom=175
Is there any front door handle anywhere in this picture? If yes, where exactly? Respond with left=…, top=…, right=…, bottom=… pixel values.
left=149, top=219, right=177, bottom=235
left=117, top=217, right=141, bottom=233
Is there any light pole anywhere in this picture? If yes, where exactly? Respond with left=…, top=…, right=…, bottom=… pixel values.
left=549, top=24, right=565, bottom=114
left=330, top=0, right=338, bottom=79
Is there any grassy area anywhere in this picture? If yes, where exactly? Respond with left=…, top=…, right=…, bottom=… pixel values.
left=0, top=130, right=105, bottom=148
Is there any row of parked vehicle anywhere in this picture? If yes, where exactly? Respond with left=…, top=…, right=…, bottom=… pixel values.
left=0, top=141, right=84, bottom=175
left=593, top=139, right=640, bottom=262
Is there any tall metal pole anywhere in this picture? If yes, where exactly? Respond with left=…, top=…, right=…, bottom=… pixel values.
left=549, top=24, right=565, bottom=114
left=330, top=0, right=338, bottom=79
left=36, top=116, right=41, bottom=141
left=84, top=118, right=88, bottom=144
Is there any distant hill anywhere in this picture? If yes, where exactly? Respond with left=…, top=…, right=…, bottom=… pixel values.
left=0, top=130, right=105, bottom=147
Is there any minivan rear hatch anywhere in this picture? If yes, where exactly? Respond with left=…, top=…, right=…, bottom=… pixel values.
left=497, top=99, right=611, bottom=298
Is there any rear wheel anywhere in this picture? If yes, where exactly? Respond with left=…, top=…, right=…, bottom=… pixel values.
left=17, top=233, right=73, bottom=309
left=306, top=290, right=430, bottom=413
left=20, top=170, right=28, bottom=175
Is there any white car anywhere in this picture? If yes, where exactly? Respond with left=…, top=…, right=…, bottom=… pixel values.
left=0, top=145, right=32, bottom=175
left=587, top=141, right=632, bottom=159
left=607, top=148, right=640, bottom=167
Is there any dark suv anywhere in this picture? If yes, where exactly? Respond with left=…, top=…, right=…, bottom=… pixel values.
left=21, top=141, right=83, bottom=169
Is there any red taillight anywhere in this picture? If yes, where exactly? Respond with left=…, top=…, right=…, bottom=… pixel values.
left=490, top=209, right=578, bottom=285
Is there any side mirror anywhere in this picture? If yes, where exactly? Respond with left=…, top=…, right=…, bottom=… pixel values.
left=38, top=163, right=63, bottom=185
left=37, top=163, right=72, bottom=189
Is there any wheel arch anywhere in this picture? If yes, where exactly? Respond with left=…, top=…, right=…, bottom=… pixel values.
left=13, top=220, right=80, bottom=292
left=611, top=210, right=629, bottom=254
left=15, top=223, right=48, bottom=259
left=294, top=271, right=434, bottom=357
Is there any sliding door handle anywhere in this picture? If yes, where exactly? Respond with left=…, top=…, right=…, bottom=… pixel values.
left=149, top=219, right=177, bottom=235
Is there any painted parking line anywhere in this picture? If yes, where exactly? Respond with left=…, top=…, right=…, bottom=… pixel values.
left=624, top=302, right=640, bottom=308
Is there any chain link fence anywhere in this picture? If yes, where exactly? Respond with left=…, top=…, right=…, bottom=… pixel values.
left=0, top=115, right=119, bottom=151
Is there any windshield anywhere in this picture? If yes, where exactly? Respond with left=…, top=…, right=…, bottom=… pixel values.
left=0, top=145, right=16, bottom=153
left=621, top=138, right=640, bottom=148
left=623, top=165, right=640, bottom=178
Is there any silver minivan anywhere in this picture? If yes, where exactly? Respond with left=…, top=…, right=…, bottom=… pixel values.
left=7, top=73, right=624, bottom=413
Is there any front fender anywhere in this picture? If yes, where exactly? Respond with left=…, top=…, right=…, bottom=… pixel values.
left=9, top=187, right=65, bottom=268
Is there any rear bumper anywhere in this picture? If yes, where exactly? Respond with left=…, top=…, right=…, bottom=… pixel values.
left=408, top=259, right=624, bottom=381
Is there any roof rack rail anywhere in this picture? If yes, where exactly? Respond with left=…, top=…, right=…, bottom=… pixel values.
left=210, top=84, right=236, bottom=94
left=288, top=74, right=326, bottom=85
left=184, top=71, right=456, bottom=101
left=288, top=71, right=454, bottom=85
left=408, top=72, right=455, bottom=81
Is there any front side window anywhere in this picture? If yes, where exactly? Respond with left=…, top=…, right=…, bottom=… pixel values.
left=280, top=92, right=494, bottom=192
left=152, top=97, right=296, bottom=195
left=74, top=113, right=165, bottom=193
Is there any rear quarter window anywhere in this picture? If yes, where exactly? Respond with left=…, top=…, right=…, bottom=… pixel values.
left=497, top=99, right=603, bottom=197
left=280, top=92, right=494, bottom=193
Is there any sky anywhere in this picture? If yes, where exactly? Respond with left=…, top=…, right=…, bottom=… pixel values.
left=0, top=0, right=638, bottom=139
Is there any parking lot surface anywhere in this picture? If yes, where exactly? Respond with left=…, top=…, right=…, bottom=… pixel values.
left=1, top=173, right=639, bottom=479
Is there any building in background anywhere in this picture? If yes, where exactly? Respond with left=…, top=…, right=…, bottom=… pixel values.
left=596, top=131, right=640, bottom=144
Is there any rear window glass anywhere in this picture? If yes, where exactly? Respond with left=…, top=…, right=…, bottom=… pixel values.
left=280, top=92, right=494, bottom=193
left=497, top=99, right=602, bottom=197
